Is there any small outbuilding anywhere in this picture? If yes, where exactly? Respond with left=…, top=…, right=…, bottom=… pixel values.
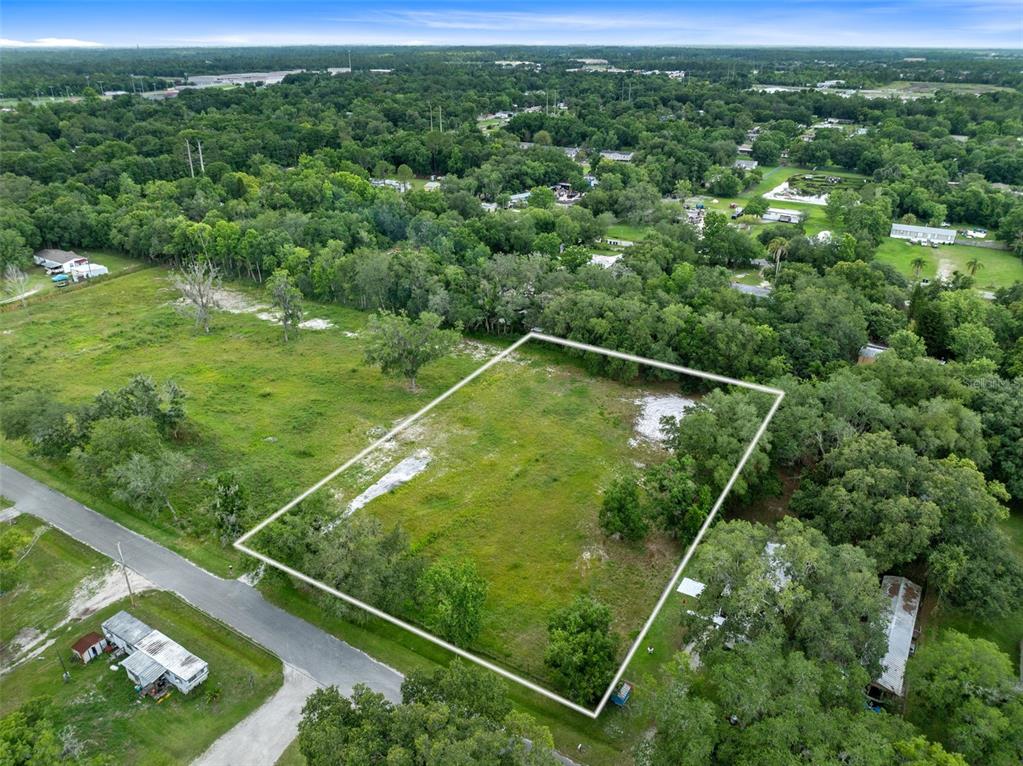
left=858, top=343, right=890, bottom=365
left=71, top=632, right=107, bottom=664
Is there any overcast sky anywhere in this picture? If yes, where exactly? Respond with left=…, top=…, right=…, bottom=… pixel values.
left=2, top=0, right=1021, bottom=49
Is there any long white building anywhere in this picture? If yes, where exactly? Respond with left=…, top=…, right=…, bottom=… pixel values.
left=890, top=223, right=957, bottom=245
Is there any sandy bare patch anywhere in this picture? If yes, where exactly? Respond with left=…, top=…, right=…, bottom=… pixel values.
left=300, top=318, right=335, bottom=330
left=193, top=664, right=321, bottom=766
left=937, top=258, right=956, bottom=281
left=238, top=563, right=266, bottom=587
left=175, top=286, right=335, bottom=330
left=632, top=394, right=696, bottom=445
left=763, top=181, right=828, bottom=206
left=589, top=254, right=623, bottom=268
left=344, top=450, right=431, bottom=517
left=458, top=339, right=502, bottom=361
left=67, top=566, right=154, bottom=622
left=576, top=545, right=609, bottom=576
left=1, top=565, right=155, bottom=675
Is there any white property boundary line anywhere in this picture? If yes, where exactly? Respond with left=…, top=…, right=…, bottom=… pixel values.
left=235, top=331, right=785, bottom=718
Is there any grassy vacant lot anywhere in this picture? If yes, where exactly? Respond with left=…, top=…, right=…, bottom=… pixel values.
left=0, top=266, right=678, bottom=760
left=875, top=238, right=1023, bottom=290
left=278, top=340, right=691, bottom=684
left=605, top=223, right=651, bottom=242
left=0, top=518, right=283, bottom=765
left=0, top=267, right=485, bottom=573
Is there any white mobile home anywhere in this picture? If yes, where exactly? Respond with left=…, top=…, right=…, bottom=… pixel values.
left=33, top=249, right=88, bottom=272
left=889, top=223, right=957, bottom=245
left=102, top=610, right=208, bottom=695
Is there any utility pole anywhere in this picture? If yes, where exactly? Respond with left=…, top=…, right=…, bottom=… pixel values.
left=429, top=105, right=433, bottom=131
left=439, top=106, right=443, bottom=132
left=348, top=50, right=352, bottom=72
left=185, top=140, right=195, bottom=178
left=117, top=541, right=136, bottom=608
left=57, top=649, right=70, bottom=683
left=196, top=139, right=205, bottom=174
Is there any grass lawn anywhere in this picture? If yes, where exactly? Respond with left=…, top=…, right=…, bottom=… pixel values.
left=256, top=339, right=693, bottom=691
left=0, top=516, right=107, bottom=655
left=605, top=224, right=652, bottom=242
left=874, top=239, right=1023, bottom=290
left=0, top=267, right=487, bottom=574
left=0, top=516, right=283, bottom=765
left=0, top=263, right=673, bottom=761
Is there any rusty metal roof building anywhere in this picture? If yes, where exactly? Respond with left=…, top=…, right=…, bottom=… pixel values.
left=876, top=576, right=922, bottom=697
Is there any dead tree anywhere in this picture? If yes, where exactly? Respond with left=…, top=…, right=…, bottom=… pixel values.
left=174, top=258, right=221, bottom=333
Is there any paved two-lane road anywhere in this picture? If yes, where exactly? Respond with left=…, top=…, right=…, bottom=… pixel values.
left=0, top=464, right=403, bottom=700
left=1, top=464, right=581, bottom=766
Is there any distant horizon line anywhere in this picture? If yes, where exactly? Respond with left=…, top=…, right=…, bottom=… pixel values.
left=3, top=42, right=1022, bottom=51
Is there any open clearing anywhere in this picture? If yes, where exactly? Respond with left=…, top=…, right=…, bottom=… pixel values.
left=874, top=238, right=1023, bottom=290
left=246, top=335, right=779, bottom=711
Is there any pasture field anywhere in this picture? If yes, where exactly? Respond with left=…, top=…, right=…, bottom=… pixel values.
left=874, top=239, right=1023, bottom=290
left=0, top=265, right=698, bottom=758
left=252, top=338, right=711, bottom=690
left=0, top=267, right=486, bottom=573
left=0, top=517, right=283, bottom=765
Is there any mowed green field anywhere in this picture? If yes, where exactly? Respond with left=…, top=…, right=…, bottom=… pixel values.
left=0, top=267, right=486, bottom=571
left=0, top=517, right=283, bottom=765
left=874, top=238, right=1023, bottom=290
left=0, top=268, right=651, bottom=761
left=302, top=345, right=688, bottom=682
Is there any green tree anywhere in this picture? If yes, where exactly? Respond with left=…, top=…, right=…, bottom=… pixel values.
left=528, top=185, right=555, bottom=209
left=418, top=560, right=488, bottom=645
left=364, top=311, right=459, bottom=391
left=684, top=517, right=888, bottom=674
left=642, top=455, right=711, bottom=541
left=107, top=450, right=190, bottom=521
left=908, top=631, right=1023, bottom=766
left=205, top=471, right=249, bottom=546
left=544, top=595, right=620, bottom=705
left=911, top=256, right=928, bottom=280
left=298, top=681, right=557, bottom=766
left=599, top=471, right=648, bottom=542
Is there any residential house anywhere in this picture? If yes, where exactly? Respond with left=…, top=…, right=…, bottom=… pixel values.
left=889, top=223, right=957, bottom=245
left=734, top=159, right=759, bottom=171
left=33, top=249, right=87, bottom=272
left=102, top=610, right=208, bottom=695
left=762, top=208, right=805, bottom=224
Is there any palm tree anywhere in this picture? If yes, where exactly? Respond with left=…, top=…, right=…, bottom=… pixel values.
left=767, top=237, right=789, bottom=280
left=910, top=256, right=928, bottom=280
left=966, top=258, right=984, bottom=277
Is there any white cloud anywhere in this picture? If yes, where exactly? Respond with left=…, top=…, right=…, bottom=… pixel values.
left=0, top=37, right=104, bottom=48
